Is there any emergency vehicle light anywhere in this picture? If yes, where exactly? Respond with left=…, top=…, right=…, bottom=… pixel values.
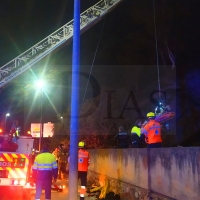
left=19, top=179, right=26, bottom=185
left=13, top=180, right=18, bottom=185
left=11, top=179, right=26, bottom=186
left=12, top=158, right=26, bottom=168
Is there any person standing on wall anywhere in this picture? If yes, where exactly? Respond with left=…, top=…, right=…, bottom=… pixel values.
left=68, top=141, right=90, bottom=200
left=32, top=142, right=58, bottom=200
left=141, top=112, right=162, bottom=148
left=131, top=119, right=145, bottom=148
left=114, top=126, right=131, bottom=148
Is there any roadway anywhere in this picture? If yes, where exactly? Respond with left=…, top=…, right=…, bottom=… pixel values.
left=29, top=179, right=97, bottom=200
left=0, top=179, right=97, bottom=200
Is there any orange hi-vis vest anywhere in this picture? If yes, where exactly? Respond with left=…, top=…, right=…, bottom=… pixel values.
left=78, top=149, right=90, bottom=172
left=141, top=119, right=162, bottom=144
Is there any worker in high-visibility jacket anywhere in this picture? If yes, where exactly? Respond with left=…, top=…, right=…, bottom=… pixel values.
left=78, top=141, right=90, bottom=200
left=131, top=119, right=145, bottom=148
left=68, top=141, right=90, bottom=200
left=141, top=112, right=162, bottom=148
left=32, top=143, right=58, bottom=200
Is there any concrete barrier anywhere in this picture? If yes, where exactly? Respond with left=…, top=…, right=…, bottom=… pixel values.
left=87, top=147, right=200, bottom=200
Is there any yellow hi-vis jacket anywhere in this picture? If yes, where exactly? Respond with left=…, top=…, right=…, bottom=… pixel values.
left=32, top=151, right=58, bottom=181
left=131, top=126, right=141, bottom=137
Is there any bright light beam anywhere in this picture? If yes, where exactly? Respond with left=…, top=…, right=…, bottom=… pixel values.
left=35, top=79, right=45, bottom=90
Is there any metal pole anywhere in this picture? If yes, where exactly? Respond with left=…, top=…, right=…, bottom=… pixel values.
left=39, top=91, right=43, bottom=151
left=68, top=0, right=80, bottom=199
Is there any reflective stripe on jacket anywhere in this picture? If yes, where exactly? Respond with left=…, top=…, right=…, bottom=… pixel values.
left=32, top=151, right=58, bottom=181
left=78, top=149, right=90, bottom=172
left=141, top=119, right=162, bottom=144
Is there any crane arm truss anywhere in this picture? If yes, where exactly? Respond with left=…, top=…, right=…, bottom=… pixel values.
left=0, top=0, right=122, bottom=88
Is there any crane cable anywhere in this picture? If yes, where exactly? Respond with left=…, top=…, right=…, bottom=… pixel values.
left=153, top=0, right=161, bottom=92
left=81, top=17, right=106, bottom=108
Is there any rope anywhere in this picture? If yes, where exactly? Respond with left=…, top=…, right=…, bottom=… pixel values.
left=153, top=0, right=161, bottom=92
left=81, top=17, right=106, bottom=108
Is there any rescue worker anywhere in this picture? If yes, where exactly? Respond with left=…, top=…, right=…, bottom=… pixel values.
left=114, top=126, right=131, bottom=148
left=68, top=141, right=90, bottom=200
left=32, top=142, right=58, bottom=200
left=57, top=144, right=68, bottom=180
left=131, top=120, right=145, bottom=148
left=78, top=141, right=90, bottom=200
left=141, top=112, right=162, bottom=148
left=10, top=120, right=20, bottom=142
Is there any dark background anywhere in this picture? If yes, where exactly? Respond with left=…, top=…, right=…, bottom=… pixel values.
left=0, top=0, right=200, bottom=146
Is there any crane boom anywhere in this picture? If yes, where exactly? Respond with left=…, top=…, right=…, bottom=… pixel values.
left=0, top=0, right=123, bottom=88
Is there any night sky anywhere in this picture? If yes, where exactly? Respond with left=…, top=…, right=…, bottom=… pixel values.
left=0, top=0, right=200, bottom=145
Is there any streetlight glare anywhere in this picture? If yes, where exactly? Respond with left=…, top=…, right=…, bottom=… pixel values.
left=34, top=79, right=46, bottom=151
left=5, top=113, right=10, bottom=132
left=35, top=79, right=45, bottom=90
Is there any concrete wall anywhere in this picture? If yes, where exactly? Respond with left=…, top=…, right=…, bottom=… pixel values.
left=88, top=148, right=200, bottom=200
